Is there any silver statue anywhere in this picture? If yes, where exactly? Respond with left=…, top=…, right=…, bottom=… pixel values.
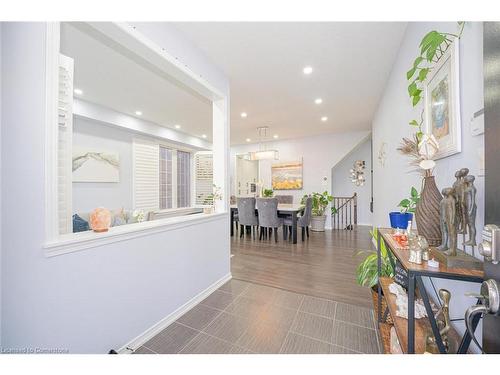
left=437, top=187, right=458, bottom=256
left=452, top=168, right=469, bottom=234
left=463, top=175, right=477, bottom=246
left=425, top=289, right=451, bottom=353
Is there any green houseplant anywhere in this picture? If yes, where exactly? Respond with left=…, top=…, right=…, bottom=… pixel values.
left=262, top=188, right=274, bottom=198
left=356, top=229, right=395, bottom=321
left=356, top=228, right=394, bottom=289
left=301, top=191, right=334, bottom=232
left=389, top=186, right=420, bottom=229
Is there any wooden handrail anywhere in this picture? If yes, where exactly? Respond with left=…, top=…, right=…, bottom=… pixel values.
left=331, top=193, right=357, bottom=230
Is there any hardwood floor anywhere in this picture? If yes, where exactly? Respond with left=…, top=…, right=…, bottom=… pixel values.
left=231, top=225, right=374, bottom=308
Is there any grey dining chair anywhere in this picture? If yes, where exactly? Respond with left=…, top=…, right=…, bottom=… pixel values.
left=275, top=195, right=294, bottom=204
left=236, top=197, right=259, bottom=239
left=256, top=198, right=283, bottom=242
left=283, top=197, right=313, bottom=241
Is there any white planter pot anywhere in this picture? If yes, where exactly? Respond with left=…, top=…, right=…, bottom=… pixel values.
left=311, top=215, right=327, bottom=232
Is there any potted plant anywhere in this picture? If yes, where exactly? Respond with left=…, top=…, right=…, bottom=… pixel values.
left=203, top=184, right=222, bottom=214
left=262, top=188, right=274, bottom=197
left=389, top=186, right=419, bottom=229
left=301, top=191, right=334, bottom=232
left=356, top=228, right=395, bottom=322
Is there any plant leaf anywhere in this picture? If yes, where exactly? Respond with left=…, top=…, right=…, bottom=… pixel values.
left=408, top=81, right=418, bottom=96
left=398, top=199, right=410, bottom=207
left=409, top=120, right=419, bottom=127
left=411, top=186, right=418, bottom=198
left=407, top=66, right=416, bottom=80
left=418, top=68, right=429, bottom=81
left=412, top=93, right=422, bottom=106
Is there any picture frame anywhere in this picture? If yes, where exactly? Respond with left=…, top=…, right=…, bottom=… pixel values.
left=423, top=37, right=461, bottom=160
left=271, top=159, right=303, bottom=190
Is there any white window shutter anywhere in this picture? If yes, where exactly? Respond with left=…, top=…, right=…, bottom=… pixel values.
left=133, top=138, right=160, bottom=212
left=194, top=152, right=213, bottom=205
left=58, top=54, right=74, bottom=234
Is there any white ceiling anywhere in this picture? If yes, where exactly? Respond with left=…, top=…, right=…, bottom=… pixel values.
left=173, top=22, right=407, bottom=145
left=60, top=23, right=213, bottom=141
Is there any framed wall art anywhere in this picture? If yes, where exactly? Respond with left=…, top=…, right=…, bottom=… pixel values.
left=423, top=37, right=461, bottom=159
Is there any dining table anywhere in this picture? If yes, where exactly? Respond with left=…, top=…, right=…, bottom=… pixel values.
left=230, top=203, right=304, bottom=244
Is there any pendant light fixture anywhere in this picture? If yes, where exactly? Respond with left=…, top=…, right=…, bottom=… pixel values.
left=248, top=126, right=279, bottom=161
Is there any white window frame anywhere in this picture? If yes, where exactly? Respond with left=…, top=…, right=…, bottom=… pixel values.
left=43, top=22, right=229, bottom=257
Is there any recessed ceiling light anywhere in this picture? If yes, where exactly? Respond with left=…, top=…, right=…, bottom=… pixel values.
left=241, top=112, right=248, bottom=118
left=315, top=98, right=323, bottom=104
left=303, top=66, right=313, bottom=75
left=74, top=88, right=83, bottom=95
left=273, top=134, right=279, bottom=139
left=246, top=138, right=251, bottom=142
left=321, top=116, right=328, bottom=122
left=135, top=111, right=142, bottom=116
left=174, top=124, right=181, bottom=129
left=202, top=134, right=207, bottom=139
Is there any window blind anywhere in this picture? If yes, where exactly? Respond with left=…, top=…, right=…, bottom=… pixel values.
left=194, top=152, right=213, bottom=205
left=159, top=146, right=173, bottom=209
left=133, top=139, right=160, bottom=212
left=58, top=54, right=74, bottom=235
left=177, top=150, right=191, bottom=208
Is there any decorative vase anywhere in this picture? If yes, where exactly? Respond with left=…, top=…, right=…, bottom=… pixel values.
left=311, top=215, right=327, bottom=232
left=415, top=176, right=442, bottom=247
left=89, top=207, right=112, bottom=232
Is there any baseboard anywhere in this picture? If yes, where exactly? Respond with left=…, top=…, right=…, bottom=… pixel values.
left=117, top=272, right=232, bottom=353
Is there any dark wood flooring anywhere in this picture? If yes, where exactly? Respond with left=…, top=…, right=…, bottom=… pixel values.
left=231, top=225, right=374, bottom=309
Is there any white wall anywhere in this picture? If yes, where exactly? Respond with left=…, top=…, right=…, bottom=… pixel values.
left=1, top=23, right=230, bottom=353
left=231, top=131, right=370, bottom=228
left=73, top=117, right=134, bottom=213
left=372, top=22, right=484, bottom=350
left=332, top=136, right=372, bottom=226
left=0, top=22, right=3, bottom=346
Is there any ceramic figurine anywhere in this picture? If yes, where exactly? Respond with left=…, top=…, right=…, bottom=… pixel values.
left=437, top=187, right=458, bottom=256
left=463, top=175, right=477, bottom=246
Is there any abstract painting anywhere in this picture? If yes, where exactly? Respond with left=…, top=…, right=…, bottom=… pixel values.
left=424, top=38, right=461, bottom=159
left=72, top=149, right=120, bottom=182
left=271, top=160, right=303, bottom=190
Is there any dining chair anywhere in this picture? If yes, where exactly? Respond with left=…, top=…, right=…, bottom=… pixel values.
left=256, top=198, right=283, bottom=242
left=275, top=195, right=294, bottom=204
left=283, top=197, right=313, bottom=241
left=236, top=197, right=259, bottom=239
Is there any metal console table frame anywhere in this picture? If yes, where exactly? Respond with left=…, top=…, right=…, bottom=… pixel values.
left=376, top=228, right=484, bottom=354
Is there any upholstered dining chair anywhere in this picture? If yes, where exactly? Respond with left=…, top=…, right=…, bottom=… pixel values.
left=256, top=198, right=283, bottom=242
left=275, top=195, right=294, bottom=204
left=236, top=197, right=259, bottom=239
left=283, top=197, right=313, bottom=241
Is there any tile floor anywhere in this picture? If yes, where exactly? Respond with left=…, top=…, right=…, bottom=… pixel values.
left=134, top=279, right=381, bottom=354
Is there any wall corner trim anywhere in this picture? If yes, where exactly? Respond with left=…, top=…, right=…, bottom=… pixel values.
left=116, top=272, right=232, bottom=353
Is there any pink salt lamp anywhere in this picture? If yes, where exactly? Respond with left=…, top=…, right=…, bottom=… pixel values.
left=89, top=207, right=111, bottom=232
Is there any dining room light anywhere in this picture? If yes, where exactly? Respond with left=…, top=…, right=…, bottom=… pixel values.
left=315, top=98, right=323, bottom=104
left=174, top=124, right=181, bottom=129
left=303, top=66, right=313, bottom=75
left=202, top=134, right=207, bottom=138
left=241, top=112, right=248, bottom=118
left=246, top=138, right=251, bottom=142
left=135, top=111, right=142, bottom=116
left=248, top=126, right=279, bottom=161
left=321, top=116, right=328, bottom=122
left=74, top=88, right=83, bottom=95
left=273, top=134, right=279, bottom=139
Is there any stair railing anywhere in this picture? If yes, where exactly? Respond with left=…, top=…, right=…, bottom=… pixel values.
left=331, top=193, right=357, bottom=230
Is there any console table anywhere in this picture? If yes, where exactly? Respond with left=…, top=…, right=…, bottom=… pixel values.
left=376, top=227, right=484, bottom=354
